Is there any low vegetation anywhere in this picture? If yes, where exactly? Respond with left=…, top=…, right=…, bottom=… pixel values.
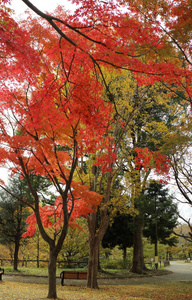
left=2, top=265, right=169, bottom=279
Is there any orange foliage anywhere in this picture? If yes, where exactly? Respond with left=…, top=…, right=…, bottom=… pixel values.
left=0, top=0, right=191, bottom=241
left=22, top=182, right=102, bottom=238
left=135, top=147, right=170, bottom=180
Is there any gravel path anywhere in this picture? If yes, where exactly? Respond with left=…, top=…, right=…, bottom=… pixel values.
left=100, top=261, right=192, bottom=285
left=3, top=261, right=192, bottom=286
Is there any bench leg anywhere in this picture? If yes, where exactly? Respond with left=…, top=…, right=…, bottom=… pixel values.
left=61, top=277, right=64, bottom=286
left=60, top=271, right=64, bottom=286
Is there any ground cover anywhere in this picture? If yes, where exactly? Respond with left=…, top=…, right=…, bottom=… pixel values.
left=0, top=281, right=192, bottom=299
left=3, top=266, right=169, bottom=278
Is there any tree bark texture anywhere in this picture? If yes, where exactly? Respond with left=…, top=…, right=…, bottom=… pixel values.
left=47, top=250, right=57, bottom=299
left=123, top=246, right=127, bottom=269
left=13, top=238, right=20, bottom=271
left=130, top=214, right=145, bottom=274
left=87, top=171, right=113, bottom=288
left=87, top=234, right=99, bottom=289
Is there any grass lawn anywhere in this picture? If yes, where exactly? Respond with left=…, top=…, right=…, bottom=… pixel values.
left=2, top=266, right=169, bottom=278
left=0, top=281, right=192, bottom=299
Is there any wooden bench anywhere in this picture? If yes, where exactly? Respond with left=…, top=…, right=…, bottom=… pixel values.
left=60, top=270, right=87, bottom=286
left=0, top=268, right=4, bottom=281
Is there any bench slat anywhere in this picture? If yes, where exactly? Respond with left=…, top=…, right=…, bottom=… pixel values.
left=78, top=273, right=87, bottom=279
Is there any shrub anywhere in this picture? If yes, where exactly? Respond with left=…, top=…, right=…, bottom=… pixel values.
left=102, top=258, right=132, bottom=269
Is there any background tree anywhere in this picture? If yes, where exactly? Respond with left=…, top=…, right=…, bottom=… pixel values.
left=58, top=219, right=89, bottom=268
left=174, top=215, right=192, bottom=244
left=161, top=114, right=192, bottom=239
left=0, top=200, right=28, bottom=271
left=0, top=174, right=52, bottom=270
left=174, top=223, right=192, bottom=260
left=102, top=213, right=134, bottom=268
left=118, top=81, right=182, bottom=274
left=0, top=176, right=30, bottom=271
left=78, top=69, right=185, bottom=285
left=143, top=181, right=178, bottom=268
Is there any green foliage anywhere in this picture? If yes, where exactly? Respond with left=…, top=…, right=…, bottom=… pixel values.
left=143, top=181, right=178, bottom=247
left=143, top=238, right=170, bottom=261
left=101, top=257, right=132, bottom=270
left=58, top=218, right=89, bottom=264
left=0, top=174, right=55, bottom=271
left=0, top=177, right=30, bottom=246
left=174, top=223, right=192, bottom=259
left=102, top=213, right=134, bottom=250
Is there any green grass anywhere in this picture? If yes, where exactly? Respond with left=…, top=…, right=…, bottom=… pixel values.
left=3, top=266, right=88, bottom=277
left=3, top=266, right=49, bottom=277
left=0, top=281, right=192, bottom=299
left=3, top=266, right=169, bottom=279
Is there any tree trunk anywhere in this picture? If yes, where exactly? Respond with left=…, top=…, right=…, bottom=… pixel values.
left=87, top=235, right=99, bottom=289
left=130, top=214, right=145, bottom=274
left=87, top=171, right=112, bottom=289
left=123, top=246, right=127, bottom=269
left=37, top=232, right=40, bottom=268
left=47, top=250, right=57, bottom=299
left=98, top=248, right=102, bottom=271
left=154, top=220, right=158, bottom=269
left=154, top=239, right=158, bottom=257
left=87, top=210, right=108, bottom=289
left=13, top=238, right=20, bottom=271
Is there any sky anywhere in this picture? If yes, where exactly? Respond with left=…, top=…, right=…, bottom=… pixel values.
left=10, top=0, right=75, bottom=16
left=2, top=0, right=192, bottom=223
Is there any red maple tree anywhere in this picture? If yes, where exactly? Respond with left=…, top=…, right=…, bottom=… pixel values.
left=0, top=4, right=116, bottom=298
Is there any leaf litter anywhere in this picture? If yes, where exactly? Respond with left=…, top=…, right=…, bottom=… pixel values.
left=0, top=281, right=192, bottom=299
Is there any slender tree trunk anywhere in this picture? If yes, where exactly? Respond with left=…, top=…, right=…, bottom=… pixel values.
left=13, top=238, right=20, bottom=271
left=98, top=248, right=102, bottom=271
left=47, top=250, right=57, bottom=299
left=155, top=240, right=158, bottom=257
left=130, top=214, right=145, bottom=274
left=87, top=171, right=112, bottom=289
left=37, top=232, right=40, bottom=268
left=123, top=246, right=127, bottom=269
left=154, top=220, right=158, bottom=269
left=154, top=241, right=158, bottom=269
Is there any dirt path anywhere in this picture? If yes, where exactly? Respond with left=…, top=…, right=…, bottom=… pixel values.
left=99, top=261, right=192, bottom=286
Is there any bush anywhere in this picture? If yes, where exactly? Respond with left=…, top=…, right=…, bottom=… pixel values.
left=102, top=258, right=132, bottom=269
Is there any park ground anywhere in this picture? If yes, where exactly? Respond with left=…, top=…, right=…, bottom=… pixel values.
left=0, top=281, right=192, bottom=299
left=0, top=261, right=192, bottom=299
